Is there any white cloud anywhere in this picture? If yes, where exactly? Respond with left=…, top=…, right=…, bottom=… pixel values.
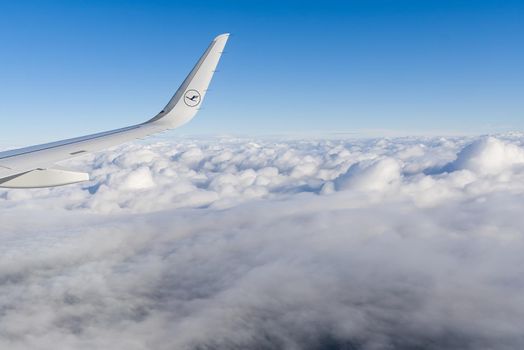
left=335, top=157, right=401, bottom=192
left=448, top=136, right=524, bottom=175
left=1, top=134, right=524, bottom=349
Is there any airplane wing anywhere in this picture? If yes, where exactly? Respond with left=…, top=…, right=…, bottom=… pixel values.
left=0, top=33, right=229, bottom=188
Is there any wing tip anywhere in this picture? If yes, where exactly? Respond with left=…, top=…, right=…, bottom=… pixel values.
left=214, top=33, right=230, bottom=42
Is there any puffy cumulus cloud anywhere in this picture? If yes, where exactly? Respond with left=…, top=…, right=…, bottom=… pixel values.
left=335, top=157, right=401, bottom=192
left=1, top=134, right=524, bottom=349
left=448, top=136, right=524, bottom=175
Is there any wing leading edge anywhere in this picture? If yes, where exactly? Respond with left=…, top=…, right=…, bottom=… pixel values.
left=0, top=33, right=229, bottom=188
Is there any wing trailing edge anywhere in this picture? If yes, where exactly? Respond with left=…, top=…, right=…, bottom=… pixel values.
left=0, top=168, right=89, bottom=188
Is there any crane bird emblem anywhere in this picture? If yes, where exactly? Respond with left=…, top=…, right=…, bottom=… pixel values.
left=184, top=89, right=201, bottom=107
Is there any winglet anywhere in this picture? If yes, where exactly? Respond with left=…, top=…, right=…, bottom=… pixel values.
left=146, top=33, right=230, bottom=128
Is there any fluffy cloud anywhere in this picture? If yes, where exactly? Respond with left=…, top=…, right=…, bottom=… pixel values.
left=1, top=134, right=524, bottom=349
left=335, top=157, right=401, bottom=192
left=448, top=136, right=524, bottom=175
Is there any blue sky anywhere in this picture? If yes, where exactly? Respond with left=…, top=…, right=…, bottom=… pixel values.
left=0, top=0, right=523, bottom=145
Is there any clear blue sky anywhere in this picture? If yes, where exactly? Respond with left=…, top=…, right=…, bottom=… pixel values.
left=0, top=0, right=523, bottom=145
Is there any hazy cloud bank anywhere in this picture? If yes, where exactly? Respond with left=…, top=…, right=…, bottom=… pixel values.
left=2, top=134, right=524, bottom=349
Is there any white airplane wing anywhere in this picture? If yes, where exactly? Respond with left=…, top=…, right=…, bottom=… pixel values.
left=0, top=33, right=229, bottom=188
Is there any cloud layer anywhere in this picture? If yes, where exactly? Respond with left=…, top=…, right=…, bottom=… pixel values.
left=2, top=133, right=524, bottom=349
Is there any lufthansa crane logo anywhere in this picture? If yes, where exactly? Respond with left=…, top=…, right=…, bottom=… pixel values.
left=184, top=89, right=201, bottom=107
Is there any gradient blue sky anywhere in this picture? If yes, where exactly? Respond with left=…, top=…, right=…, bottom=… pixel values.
left=0, top=0, right=523, bottom=145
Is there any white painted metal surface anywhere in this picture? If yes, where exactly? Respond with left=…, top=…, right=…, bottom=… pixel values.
left=0, top=33, right=229, bottom=188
